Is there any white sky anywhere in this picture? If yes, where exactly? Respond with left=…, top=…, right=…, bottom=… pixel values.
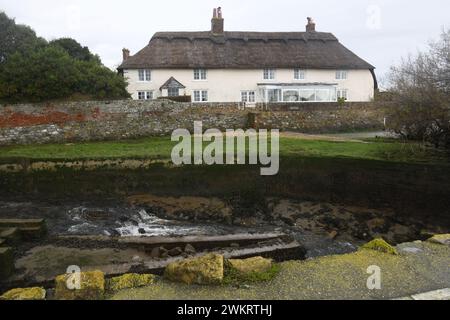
left=1, top=0, right=449, bottom=87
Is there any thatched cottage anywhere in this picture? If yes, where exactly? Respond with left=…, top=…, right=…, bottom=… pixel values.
left=118, top=8, right=377, bottom=104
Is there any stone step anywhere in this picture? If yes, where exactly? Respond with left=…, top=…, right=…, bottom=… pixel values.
left=0, top=228, right=21, bottom=246
left=0, top=219, right=47, bottom=241
left=0, top=247, right=14, bottom=280
left=0, top=239, right=5, bottom=246
left=0, top=218, right=46, bottom=229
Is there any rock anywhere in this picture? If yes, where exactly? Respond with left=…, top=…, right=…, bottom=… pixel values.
left=150, top=247, right=161, bottom=258
left=360, top=238, right=399, bottom=255
left=168, top=247, right=183, bottom=257
left=427, top=234, right=450, bottom=246
left=82, top=209, right=109, bottom=221
left=132, top=255, right=141, bottom=262
left=127, top=194, right=232, bottom=223
left=227, top=257, right=273, bottom=275
left=230, top=243, right=240, bottom=248
left=0, top=247, right=14, bottom=280
left=0, top=287, right=46, bottom=300
left=280, top=216, right=296, bottom=226
left=366, top=218, right=386, bottom=230
left=328, top=230, right=338, bottom=240
left=107, top=273, right=155, bottom=291
left=184, top=244, right=196, bottom=254
left=55, top=270, right=105, bottom=300
left=164, top=253, right=224, bottom=285
left=138, top=228, right=146, bottom=235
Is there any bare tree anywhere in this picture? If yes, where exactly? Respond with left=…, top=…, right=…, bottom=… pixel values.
left=387, top=29, right=450, bottom=149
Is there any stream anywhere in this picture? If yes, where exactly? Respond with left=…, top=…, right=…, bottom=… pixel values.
left=0, top=199, right=364, bottom=258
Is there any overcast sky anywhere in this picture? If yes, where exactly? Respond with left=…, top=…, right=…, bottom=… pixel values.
left=1, top=0, right=449, bottom=86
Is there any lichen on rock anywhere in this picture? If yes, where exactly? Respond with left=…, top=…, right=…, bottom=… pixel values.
left=227, top=256, right=273, bottom=275
left=360, top=238, right=399, bottom=255
left=107, top=273, right=155, bottom=291
left=0, top=287, right=46, bottom=300
left=55, top=270, right=105, bottom=300
left=164, top=253, right=224, bottom=285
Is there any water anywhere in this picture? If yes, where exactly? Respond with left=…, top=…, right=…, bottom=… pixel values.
left=0, top=201, right=254, bottom=237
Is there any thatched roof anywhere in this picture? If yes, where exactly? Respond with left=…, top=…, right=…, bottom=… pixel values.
left=118, top=31, right=374, bottom=71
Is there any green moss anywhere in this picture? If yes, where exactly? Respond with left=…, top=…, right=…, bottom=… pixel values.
left=223, top=260, right=281, bottom=285
left=360, top=238, right=399, bottom=255
left=107, top=273, right=155, bottom=292
left=0, top=287, right=46, bottom=300
left=55, top=270, right=105, bottom=300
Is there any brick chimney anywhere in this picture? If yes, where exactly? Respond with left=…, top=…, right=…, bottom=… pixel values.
left=211, top=7, right=224, bottom=35
left=122, top=48, right=130, bottom=61
left=306, top=17, right=316, bottom=32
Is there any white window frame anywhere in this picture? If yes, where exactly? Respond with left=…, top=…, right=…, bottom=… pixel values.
left=337, top=89, right=348, bottom=100
left=294, top=69, right=306, bottom=80
left=193, top=90, right=208, bottom=102
left=138, top=69, right=151, bottom=82
left=194, top=69, right=207, bottom=80
left=336, top=70, right=348, bottom=80
left=263, top=68, right=276, bottom=80
left=241, top=91, right=256, bottom=103
left=137, top=91, right=153, bottom=100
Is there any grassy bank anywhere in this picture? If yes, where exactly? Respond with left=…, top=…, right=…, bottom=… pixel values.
left=0, top=136, right=447, bottom=165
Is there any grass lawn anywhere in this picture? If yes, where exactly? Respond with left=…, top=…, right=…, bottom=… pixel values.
left=0, top=135, right=447, bottom=165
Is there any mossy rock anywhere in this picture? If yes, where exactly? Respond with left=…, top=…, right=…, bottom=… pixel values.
left=0, top=287, right=46, bottom=300
left=227, top=257, right=273, bottom=275
left=164, top=253, right=224, bottom=285
left=360, top=238, right=398, bottom=255
left=107, top=273, right=155, bottom=291
left=55, top=270, right=105, bottom=300
left=224, top=257, right=280, bottom=285
left=427, top=234, right=450, bottom=246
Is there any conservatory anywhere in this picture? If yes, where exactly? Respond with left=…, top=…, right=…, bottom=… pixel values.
left=258, top=83, right=338, bottom=103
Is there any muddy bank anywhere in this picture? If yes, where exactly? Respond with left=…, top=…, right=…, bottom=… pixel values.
left=1, top=157, right=450, bottom=227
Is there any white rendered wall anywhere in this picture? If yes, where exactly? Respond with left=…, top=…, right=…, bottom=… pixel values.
left=123, top=68, right=375, bottom=102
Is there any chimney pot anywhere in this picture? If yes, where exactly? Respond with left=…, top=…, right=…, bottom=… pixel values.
left=211, top=7, right=224, bottom=35
left=122, top=48, right=130, bottom=61
left=306, top=17, right=316, bottom=32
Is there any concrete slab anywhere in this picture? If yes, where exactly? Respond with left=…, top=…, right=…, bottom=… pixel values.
left=411, top=288, right=450, bottom=300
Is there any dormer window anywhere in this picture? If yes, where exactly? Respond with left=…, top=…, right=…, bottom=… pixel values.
left=138, top=69, right=151, bottom=82
left=194, top=69, right=207, bottom=80
left=263, top=68, right=275, bottom=80
left=294, top=69, right=306, bottom=80
left=336, top=70, right=348, bottom=80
